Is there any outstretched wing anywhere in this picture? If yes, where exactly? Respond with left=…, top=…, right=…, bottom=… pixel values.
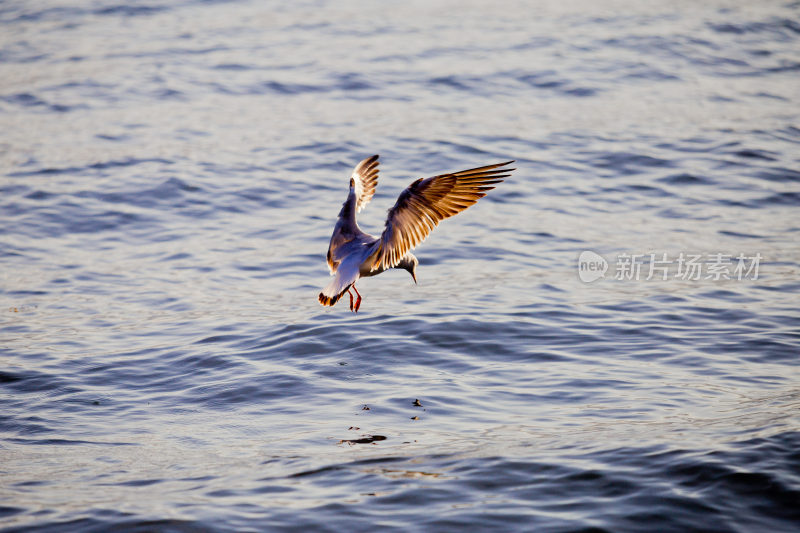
left=325, top=155, right=380, bottom=274
left=352, top=154, right=380, bottom=213
left=368, top=160, right=514, bottom=272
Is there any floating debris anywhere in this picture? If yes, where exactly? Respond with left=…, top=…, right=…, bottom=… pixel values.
left=339, top=435, right=386, bottom=445
left=8, top=304, right=37, bottom=313
left=413, top=399, right=422, bottom=407
left=361, top=404, right=370, bottom=410
left=410, top=416, right=419, bottom=420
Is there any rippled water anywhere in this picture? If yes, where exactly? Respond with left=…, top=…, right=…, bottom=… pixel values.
left=2, top=1, right=799, bottom=531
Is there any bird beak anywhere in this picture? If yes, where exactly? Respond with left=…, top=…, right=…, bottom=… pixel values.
left=412, top=269, right=417, bottom=284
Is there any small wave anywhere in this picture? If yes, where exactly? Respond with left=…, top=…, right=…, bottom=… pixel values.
left=729, top=148, right=779, bottom=161
left=753, top=168, right=800, bottom=182
left=8, top=438, right=135, bottom=446
left=754, top=191, right=800, bottom=206
left=708, top=18, right=800, bottom=36
left=1, top=92, right=85, bottom=113
left=1, top=4, right=167, bottom=24
left=7, top=158, right=172, bottom=178
left=657, top=173, right=714, bottom=185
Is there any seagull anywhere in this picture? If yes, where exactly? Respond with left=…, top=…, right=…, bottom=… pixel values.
left=319, top=155, right=515, bottom=312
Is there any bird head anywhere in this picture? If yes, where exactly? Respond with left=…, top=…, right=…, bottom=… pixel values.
left=403, top=255, right=418, bottom=284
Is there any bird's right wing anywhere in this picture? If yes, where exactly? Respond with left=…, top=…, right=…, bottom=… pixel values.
left=351, top=154, right=380, bottom=213
left=367, top=160, right=514, bottom=272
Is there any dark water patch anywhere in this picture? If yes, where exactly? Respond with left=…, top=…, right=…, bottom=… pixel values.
left=516, top=70, right=567, bottom=89
left=80, top=350, right=247, bottom=396
left=730, top=148, right=779, bottom=160
left=703, top=337, right=799, bottom=363
left=332, top=72, right=375, bottom=91
left=714, top=198, right=751, bottom=209
left=0, top=371, right=24, bottom=384
left=596, top=433, right=800, bottom=528
left=109, top=478, right=162, bottom=487
left=602, top=183, right=673, bottom=197
left=6, top=158, right=173, bottom=178
left=514, top=70, right=599, bottom=96
left=656, top=138, right=737, bottom=154
left=409, top=317, right=599, bottom=361
left=0, top=46, right=49, bottom=64
left=3, top=289, right=48, bottom=296
left=152, top=87, right=185, bottom=100
left=754, top=191, right=800, bottom=206
left=621, top=64, right=681, bottom=82
left=0, top=3, right=167, bottom=24
left=212, top=62, right=251, bottom=71
left=697, top=289, right=758, bottom=303
left=24, top=190, right=57, bottom=201
left=564, top=87, right=598, bottom=97
left=189, top=373, right=312, bottom=409
left=8, top=438, right=135, bottom=446
left=752, top=167, right=800, bottom=183
left=0, top=506, right=25, bottom=519
left=589, top=152, right=673, bottom=175
left=287, top=141, right=365, bottom=156
left=765, top=61, right=800, bottom=73
left=429, top=75, right=477, bottom=92
left=433, top=140, right=499, bottom=158
left=195, top=333, right=247, bottom=346
left=253, top=80, right=326, bottom=96
left=161, top=252, right=192, bottom=262
left=685, top=304, right=755, bottom=322
left=238, top=322, right=357, bottom=356
left=0, top=369, right=73, bottom=395
left=92, top=4, right=167, bottom=18
left=105, top=45, right=230, bottom=61
left=708, top=18, right=800, bottom=37
left=1, top=93, right=85, bottom=113
left=1, top=517, right=202, bottom=533
left=173, top=352, right=247, bottom=374
left=752, top=90, right=787, bottom=100
left=80, top=177, right=204, bottom=210
left=0, top=414, right=55, bottom=436
left=33, top=207, right=147, bottom=237
left=718, top=229, right=764, bottom=239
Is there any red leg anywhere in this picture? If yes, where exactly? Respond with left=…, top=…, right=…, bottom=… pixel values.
left=352, top=285, right=362, bottom=313
left=347, top=288, right=354, bottom=311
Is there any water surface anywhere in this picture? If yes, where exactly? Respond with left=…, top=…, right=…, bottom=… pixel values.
left=1, top=1, right=799, bottom=531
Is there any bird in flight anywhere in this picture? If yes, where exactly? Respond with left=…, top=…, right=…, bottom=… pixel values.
left=319, top=155, right=515, bottom=312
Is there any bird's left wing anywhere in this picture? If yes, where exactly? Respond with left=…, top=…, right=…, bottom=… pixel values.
left=367, top=160, right=514, bottom=272
left=352, top=154, right=380, bottom=213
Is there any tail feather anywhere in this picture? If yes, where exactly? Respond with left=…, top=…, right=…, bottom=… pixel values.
left=318, top=264, right=358, bottom=307
left=318, top=284, right=352, bottom=307
left=319, top=249, right=361, bottom=308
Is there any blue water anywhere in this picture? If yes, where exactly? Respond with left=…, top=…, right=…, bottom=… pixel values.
left=2, top=1, right=799, bottom=531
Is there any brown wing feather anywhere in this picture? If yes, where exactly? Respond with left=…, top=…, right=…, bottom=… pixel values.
left=368, top=160, right=515, bottom=272
left=326, top=248, right=338, bottom=274
left=353, top=154, right=380, bottom=213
